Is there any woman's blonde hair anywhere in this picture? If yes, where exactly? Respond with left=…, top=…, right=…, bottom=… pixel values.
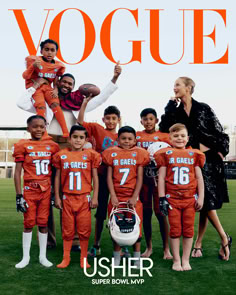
left=179, top=77, right=195, bottom=94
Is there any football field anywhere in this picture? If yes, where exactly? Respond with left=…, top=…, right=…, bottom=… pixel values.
left=1, top=179, right=236, bottom=295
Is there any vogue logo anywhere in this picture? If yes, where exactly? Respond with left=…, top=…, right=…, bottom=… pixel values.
left=9, top=8, right=228, bottom=65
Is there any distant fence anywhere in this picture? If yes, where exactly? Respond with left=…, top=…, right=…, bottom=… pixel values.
left=224, top=161, right=236, bottom=179
left=1, top=128, right=236, bottom=179
left=0, top=128, right=29, bottom=178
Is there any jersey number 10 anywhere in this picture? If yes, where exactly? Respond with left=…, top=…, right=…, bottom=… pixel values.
left=33, top=159, right=50, bottom=175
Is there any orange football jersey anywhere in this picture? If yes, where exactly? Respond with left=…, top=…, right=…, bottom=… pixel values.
left=82, top=122, right=118, bottom=154
left=53, top=148, right=101, bottom=195
left=154, top=148, right=205, bottom=198
left=102, top=146, right=150, bottom=197
left=136, top=130, right=171, bottom=150
left=13, top=139, right=60, bottom=181
left=23, top=56, right=65, bottom=89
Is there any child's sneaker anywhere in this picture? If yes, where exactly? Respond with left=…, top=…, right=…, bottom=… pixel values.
left=88, top=246, right=101, bottom=257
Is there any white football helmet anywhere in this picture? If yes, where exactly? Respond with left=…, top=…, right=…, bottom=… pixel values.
left=147, top=141, right=171, bottom=159
left=108, top=202, right=140, bottom=246
left=145, top=142, right=171, bottom=178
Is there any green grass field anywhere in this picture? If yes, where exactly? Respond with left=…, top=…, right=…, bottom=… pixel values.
left=1, top=179, right=236, bottom=295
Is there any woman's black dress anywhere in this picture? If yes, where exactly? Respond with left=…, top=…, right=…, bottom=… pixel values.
left=159, top=98, right=229, bottom=210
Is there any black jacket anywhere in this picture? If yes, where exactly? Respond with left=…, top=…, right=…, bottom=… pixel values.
left=159, top=98, right=229, bottom=156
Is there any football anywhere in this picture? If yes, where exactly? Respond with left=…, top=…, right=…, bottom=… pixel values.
left=78, top=83, right=100, bottom=97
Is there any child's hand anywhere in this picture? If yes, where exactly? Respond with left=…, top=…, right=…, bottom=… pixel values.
left=159, top=197, right=170, bottom=216
left=111, top=196, right=119, bottom=207
left=128, top=197, right=137, bottom=207
left=51, top=88, right=58, bottom=98
left=82, top=93, right=93, bottom=105
left=195, top=198, right=203, bottom=211
left=16, top=194, right=29, bottom=213
left=33, top=57, right=41, bottom=69
left=114, top=60, right=121, bottom=78
left=90, top=198, right=98, bottom=209
left=32, top=78, right=48, bottom=89
left=54, top=196, right=62, bottom=210
left=36, top=78, right=49, bottom=86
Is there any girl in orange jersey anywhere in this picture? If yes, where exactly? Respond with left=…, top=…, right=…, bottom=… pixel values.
left=53, top=125, right=100, bottom=268
left=13, top=115, right=60, bottom=268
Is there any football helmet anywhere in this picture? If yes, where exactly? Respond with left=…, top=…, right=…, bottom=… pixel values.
left=147, top=141, right=171, bottom=158
left=145, top=142, right=171, bottom=178
left=108, top=202, right=140, bottom=246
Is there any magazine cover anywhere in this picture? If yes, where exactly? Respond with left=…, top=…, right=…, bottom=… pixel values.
left=1, top=0, right=235, bottom=294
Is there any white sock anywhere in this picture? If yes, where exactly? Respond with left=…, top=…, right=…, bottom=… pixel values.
left=113, top=251, right=121, bottom=266
left=15, top=232, right=32, bottom=269
left=38, top=232, right=53, bottom=267
left=133, top=251, right=141, bottom=268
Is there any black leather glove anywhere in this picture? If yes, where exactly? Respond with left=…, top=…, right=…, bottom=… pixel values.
left=159, top=197, right=170, bottom=216
left=16, top=194, right=29, bottom=213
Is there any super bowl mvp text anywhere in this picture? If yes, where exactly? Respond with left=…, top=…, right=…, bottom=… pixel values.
left=82, top=257, right=153, bottom=285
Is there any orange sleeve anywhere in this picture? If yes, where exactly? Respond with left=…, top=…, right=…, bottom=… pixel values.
left=82, top=122, right=101, bottom=137
left=91, top=150, right=102, bottom=168
left=56, top=63, right=66, bottom=76
left=12, top=141, right=25, bottom=162
left=162, top=133, right=171, bottom=145
left=52, top=152, right=61, bottom=169
left=154, top=151, right=167, bottom=168
left=22, top=56, right=36, bottom=80
left=137, top=149, right=150, bottom=166
left=52, top=143, right=60, bottom=154
left=102, top=150, right=113, bottom=166
left=195, top=151, right=206, bottom=168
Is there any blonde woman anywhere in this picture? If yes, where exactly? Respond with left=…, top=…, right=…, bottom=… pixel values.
left=159, top=77, right=231, bottom=261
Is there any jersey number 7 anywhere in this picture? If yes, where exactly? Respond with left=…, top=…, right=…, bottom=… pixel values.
left=119, top=168, right=130, bottom=185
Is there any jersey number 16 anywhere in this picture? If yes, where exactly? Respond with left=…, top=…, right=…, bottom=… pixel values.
left=172, top=167, right=190, bottom=185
